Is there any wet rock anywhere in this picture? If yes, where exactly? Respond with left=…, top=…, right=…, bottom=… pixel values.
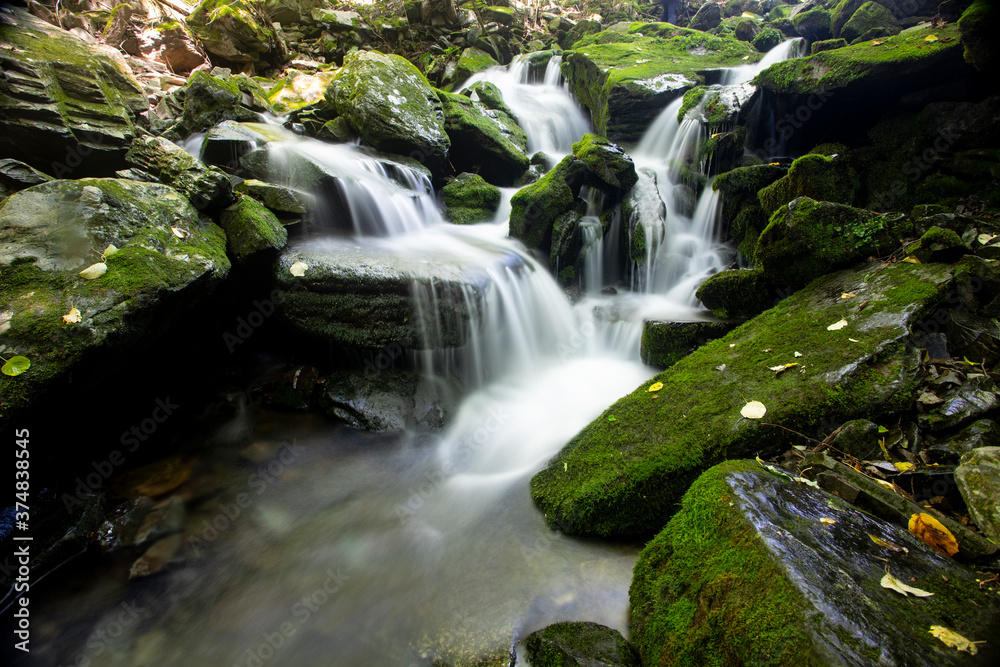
left=689, top=2, right=722, bottom=31
left=524, top=622, right=639, bottom=667
left=919, top=374, right=1000, bottom=432
left=97, top=497, right=154, bottom=554
left=841, top=1, right=899, bottom=44
left=0, top=8, right=147, bottom=173
left=134, top=495, right=185, bottom=546
left=510, top=155, right=587, bottom=255
left=832, top=418, right=881, bottom=459
left=129, top=533, right=182, bottom=579
left=113, top=456, right=194, bottom=499
left=752, top=26, right=784, bottom=52
left=0, top=159, right=53, bottom=193
left=792, top=8, right=833, bottom=41
left=923, top=419, right=1000, bottom=464
left=125, top=135, right=235, bottom=213
left=320, top=369, right=452, bottom=431
left=712, top=163, right=786, bottom=259
left=758, top=153, right=857, bottom=216
left=757, top=197, right=913, bottom=292
left=906, top=226, right=971, bottom=264
left=201, top=120, right=275, bottom=171
left=811, top=37, right=848, bottom=54
left=261, top=365, right=321, bottom=410
left=454, top=47, right=499, bottom=87
left=695, top=268, right=774, bottom=320
left=136, top=22, right=208, bottom=74
left=570, top=134, right=638, bottom=191
left=219, top=196, right=288, bottom=263
left=0, top=179, right=229, bottom=422
left=631, top=460, right=1000, bottom=666
left=956, top=446, right=1000, bottom=542
left=165, top=69, right=272, bottom=139
left=437, top=89, right=529, bottom=186
left=326, top=50, right=451, bottom=169
left=640, top=320, right=739, bottom=368
left=531, top=261, right=957, bottom=537
left=186, top=0, right=284, bottom=67
left=441, top=173, right=501, bottom=224
left=234, top=179, right=315, bottom=219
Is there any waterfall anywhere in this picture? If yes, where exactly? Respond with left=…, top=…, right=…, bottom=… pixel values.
left=461, top=54, right=591, bottom=158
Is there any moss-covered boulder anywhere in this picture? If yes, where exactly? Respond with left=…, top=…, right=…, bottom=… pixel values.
left=441, top=173, right=501, bottom=224
left=758, top=153, right=857, bottom=216
left=695, top=268, right=774, bottom=319
left=186, top=0, right=283, bottom=66
left=841, top=1, right=899, bottom=43
left=956, top=446, right=1000, bottom=542
left=326, top=50, right=450, bottom=168
left=959, top=0, right=1000, bottom=74
left=267, top=70, right=338, bottom=114
left=792, top=8, right=833, bottom=41
left=524, top=622, right=640, bottom=667
left=757, top=197, right=913, bottom=291
left=219, top=196, right=288, bottom=262
left=640, top=320, right=739, bottom=368
left=570, top=134, right=638, bottom=190
left=233, top=179, right=314, bottom=219
left=530, top=261, right=957, bottom=537
left=630, top=459, right=1000, bottom=666
left=124, top=135, right=235, bottom=214
left=751, top=26, right=783, bottom=52
left=689, top=2, right=723, bottom=31
left=0, top=179, right=230, bottom=423
left=0, top=8, right=147, bottom=174
left=713, top=163, right=787, bottom=259
left=454, top=47, right=499, bottom=87
left=906, top=226, right=971, bottom=264
left=561, top=23, right=760, bottom=141
left=167, top=70, right=272, bottom=139
left=811, top=37, right=848, bottom=54
left=561, top=18, right=603, bottom=50
left=437, top=89, right=529, bottom=186
left=509, top=155, right=584, bottom=254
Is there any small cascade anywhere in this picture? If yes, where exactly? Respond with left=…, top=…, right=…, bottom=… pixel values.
left=461, top=54, right=591, bottom=157
left=578, top=186, right=607, bottom=294
left=722, top=37, right=807, bottom=86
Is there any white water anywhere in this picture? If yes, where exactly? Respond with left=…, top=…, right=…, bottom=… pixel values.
left=461, top=54, right=591, bottom=159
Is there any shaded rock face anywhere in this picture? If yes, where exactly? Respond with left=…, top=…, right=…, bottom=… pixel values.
left=531, top=261, right=959, bottom=537
left=0, top=9, right=147, bottom=175
left=320, top=369, right=452, bottom=432
left=125, top=135, right=236, bottom=214
left=0, top=179, right=230, bottom=422
left=186, top=0, right=283, bottom=67
left=640, top=320, right=739, bottom=368
left=326, top=50, right=451, bottom=169
left=136, top=22, right=208, bottom=74
left=630, top=460, right=1000, bottom=667
left=956, top=446, right=1000, bottom=542
left=524, top=622, right=640, bottom=667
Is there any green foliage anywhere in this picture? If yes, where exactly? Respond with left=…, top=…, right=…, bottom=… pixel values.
left=1, top=356, right=30, bottom=376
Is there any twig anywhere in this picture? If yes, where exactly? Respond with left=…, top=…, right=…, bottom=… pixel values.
left=760, top=422, right=821, bottom=444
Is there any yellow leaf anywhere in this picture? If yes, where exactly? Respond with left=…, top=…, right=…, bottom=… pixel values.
left=648, top=382, right=664, bottom=392
left=924, top=34, right=939, bottom=42
left=841, top=292, right=857, bottom=299
left=741, top=401, right=766, bottom=419
left=909, top=513, right=959, bottom=557
left=769, top=362, right=799, bottom=374
left=881, top=572, right=934, bottom=597
left=978, top=233, right=997, bottom=246
left=929, top=626, right=983, bottom=655
left=102, top=244, right=119, bottom=258
left=894, top=462, right=913, bottom=472
left=171, top=226, right=189, bottom=239
left=820, top=517, right=836, bottom=525
left=289, top=261, right=309, bottom=277
left=868, top=533, right=908, bottom=553
left=875, top=478, right=897, bottom=493
left=901, top=256, right=921, bottom=264
left=79, top=262, right=107, bottom=280
left=62, top=307, right=81, bottom=325
left=827, top=318, right=848, bottom=331
left=870, top=39, right=884, bottom=45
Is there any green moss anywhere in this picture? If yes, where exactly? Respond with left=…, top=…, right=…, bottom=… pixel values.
left=840, top=1, right=898, bottom=44
left=530, top=260, right=951, bottom=537
left=630, top=460, right=824, bottom=667
left=758, top=154, right=856, bottom=216
left=677, top=86, right=707, bottom=123
left=958, top=0, right=1000, bottom=72
left=219, top=195, right=287, bottom=261
left=441, top=173, right=501, bottom=224
left=571, top=133, right=638, bottom=190
left=755, top=23, right=962, bottom=95
left=791, top=8, right=832, bottom=41
left=454, top=47, right=499, bottom=86
left=695, top=268, right=773, bottom=319
left=509, top=155, right=580, bottom=252
left=752, top=27, right=783, bottom=53
left=830, top=0, right=866, bottom=38
left=437, top=89, right=528, bottom=186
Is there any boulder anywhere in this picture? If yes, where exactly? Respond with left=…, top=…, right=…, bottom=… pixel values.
left=752, top=26, right=783, bottom=52
left=831, top=418, right=881, bottom=459
left=733, top=17, right=761, bottom=43
left=840, top=1, right=899, bottom=43
left=125, top=135, right=235, bottom=214
left=695, top=268, right=774, bottom=319
left=560, top=18, right=602, bottom=50
left=200, top=120, right=275, bottom=170
left=756, top=197, right=913, bottom=291
left=0, top=9, right=147, bottom=174
left=689, top=2, right=723, bottom=31
left=233, top=179, right=315, bottom=219
left=631, top=460, right=1000, bottom=666
left=712, top=163, right=787, bottom=259
left=441, top=173, right=501, bottom=224
left=186, top=0, right=283, bottom=66
left=509, top=155, right=585, bottom=255
left=165, top=70, right=272, bottom=139
left=958, top=0, right=1000, bottom=74
left=0, top=179, right=230, bottom=422
left=640, top=320, right=740, bottom=367
left=523, top=622, right=640, bottom=667
left=136, top=21, right=208, bottom=74
left=956, top=446, right=1000, bottom=542
left=531, top=261, right=956, bottom=537
left=561, top=23, right=760, bottom=142
left=325, top=50, right=450, bottom=168
left=570, top=134, right=638, bottom=191
left=454, top=47, right=499, bottom=87
left=320, top=369, right=452, bottom=432
left=792, top=8, right=833, bottom=41
left=0, top=159, right=53, bottom=193
left=811, top=37, right=848, bottom=54
left=437, top=89, right=529, bottom=186
left=267, top=70, right=338, bottom=114
left=758, top=153, right=857, bottom=216
left=219, top=196, right=288, bottom=263
left=906, top=226, right=971, bottom=264
left=922, top=419, right=1000, bottom=463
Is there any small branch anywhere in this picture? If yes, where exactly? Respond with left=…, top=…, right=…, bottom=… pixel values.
left=760, top=422, right=821, bottom=444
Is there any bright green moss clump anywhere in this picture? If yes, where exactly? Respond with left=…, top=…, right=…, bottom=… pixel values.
left=219, top=195, right=288, bottom=262
left=630, top=460, right=825, bottom=667
left=441, top=172, right=502, bottom=224
left=758, top=153, right=856, bottom=216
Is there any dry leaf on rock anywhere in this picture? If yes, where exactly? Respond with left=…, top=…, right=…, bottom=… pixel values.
left=79, top=262, right=107, bottom=280
left=647, top=382, right=663, bottom=393
left=827, top=318, right=848, bottom=331
left=881, top=571, right=933, bottom=597
left=909, top=513, right=959, bottom=557
left=741, top=401, right=766, bottom=419
left=289, top=261, right=309, bottom=277
left=62, top=307, right=81, bottom=325
left=929, top=626, right=983, bottom=655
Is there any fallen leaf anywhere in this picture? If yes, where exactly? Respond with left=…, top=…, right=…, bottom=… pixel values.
left=929, top=626, right=983, bottom=655
left=729, top=343, right=735, bottom=348
left=715, top=364, right=727, bottom=372
left=901, top=256, right=921, bottom=264
left=870, top=39, right=884, bottom=45
left=909, top=513, right=959, bottom=557
left=795, top=476, right=819, bottom=488
left=101, top=243, right=119, bottom=258
left=1, top=356, right=31, bottom=376
left=769, top=362, right=799, bottom=374
left=0, top=310, right=12, bottom=335
left=875, top=478, right=898, bottom=493
left=827, top=318, right=849, bottom=331
left=741, top=401, right=766, bottom=419
left=820, top=517, right=837, bottom=525
left=794, top=351, right=803, bottom=357
left=918, top=390, right=943, bottom=405
left=894, top=462, right=914, bottom=472
left=648, top=382, right=664, bottom=392
left=563, top=462, right=568, bottom=471
left=978, top=233, right=997, bottom=246
left=881, top=572, right=934, bottom=597
left=849, top=338, right=860, bottom=342
left=79, top=262, right=107, bottom=280
left=924, top=34, right=939, bottom=42
left=289, top=261, right=309, bottom=277
left=62, top=307, right=81, bottom=324
left=841, top=292, right=857, bottom=299
left=170, top=226, right=189, bottom=239
left=868, top=533, right=908, bottom=553
left=607, top=415, right=617, bottom=422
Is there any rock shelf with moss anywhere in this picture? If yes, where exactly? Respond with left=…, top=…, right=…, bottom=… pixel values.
left=531, top=261, right=957, bottom=537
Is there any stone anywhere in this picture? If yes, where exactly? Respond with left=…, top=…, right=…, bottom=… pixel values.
left=200, top=120, right=274, bottom=170
left=752, top=26, right=783, bottom=52
left=0, top=179, right=230, bottom=423
left=792, top=8, right=833, bottom=41
left=267, top=70, right=338, bottom=114
left=441, top=173, right=501, bottom=224
left=758, top=153, right=857, bottom=217
left=530, top=261, right=956, bottom=537
left=219, top=196, right=288, bottom=262
left=186, top=0, right=283, bottom=66
left=524, top=622, right=640, bottom=667
left=0, top=8, right=147, bottom=174
left=689, top=2, right=723, bottom=31
left=559, top=18, right=602, bottom=50
left=570, top=134, right=638, bottom=191
left=640, top=320, right=739, bottom=368
left=320, top=369, right=452, bottom=432
left=509, top=155, right=586, bottom=255
left=918, top=374, right=1000, bottom=432
left=168, top=70, right=272, bottom=139
left=0, top=159, right=53, bottom=193
left=811, top=37, right=848, bottom=54
left=437, top=90, right=529, bottom=186
left=136, top=22, right=208, bottom=74
left=325, top=50, right=450, bottom=168
left=831, top=418, right=881, bottom=459
left=695, top=268, right=774, bottom=320
left=454, top=47, right=499, bottom=86
left=733, top=17, right=760, bottom=43
left=234, top=179, right=315, bottom=217
left=956, top=446, right=1000, bottom=542
left=631, top=460, right=999, bottom=666
left=125, top=135, right=235, bottom=214
left=840, top=1, right=900, bottom=44
left=906, top=226, right=971, bottom=264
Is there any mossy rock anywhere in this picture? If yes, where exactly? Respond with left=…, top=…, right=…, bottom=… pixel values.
left=755, top=23, right=964, bottom=96
left=751, top=26, right=784, bottom=52
left=757, top=197, right=913, bottom=291
left=958, top=0, right=1000, bottom=73
left=171, top=70, right=268, bottom=138
left=840, top=1, right=899, bottom=43
left=733, top=17, right=761, bottom=42
left=530, top=260, right=955, bottom=537
left=956, top=446, right=1000, bottom=542
left=561, top=24, right=760, bottom=141
left=524, top=622, right=639, bottom=667
left=689, top=2, right=723, bottom=31
left=454, top=47, right=499, bottom=87
left=186, top=0, right=281, bottom=65
left=570, top=134, right=638, bottom=190
left=219, top=195, right=288, bottom=262
left=509, top=155, right=584, bottom=254
left=830, top=0, right=867, bottom=38
left=640, top=320, right=740, bottom=368
left=810, top=37, right=848, bottom=54
left=125, top=135, right=235, bottom=214
left=758, top=153, right=857, bottom=216
left=560, top=18, right=602, bottom=50
left=437, top=89, right=529, bottom=186
left=326, top=50, right=451, bottom=169
left=791, top=8, right=833, bottom=41
left=630, top=458, right=1000, bottom=666
left=695, top=268, right=774, bottom=319
left=906, top=225, right=971, bottom=264
left=234, top=179, right=314, bottom=216
left=267, top=70, right=338, bottom=114
left=713, top=163, right=787, bottom=243
left=0, top=179, right=230, bottom=424
left=441, top=173, right=501, bottom=224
